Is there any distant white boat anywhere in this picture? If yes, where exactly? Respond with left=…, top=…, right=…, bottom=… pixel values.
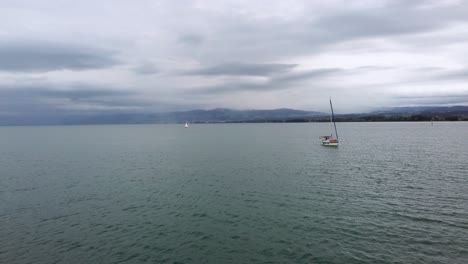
left=320, top=97, right=339, bottom=146
left=184, top=122, right=189, bottom=128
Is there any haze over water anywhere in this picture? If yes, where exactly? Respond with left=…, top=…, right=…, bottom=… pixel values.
left=1, top=122, right=467, bottom=263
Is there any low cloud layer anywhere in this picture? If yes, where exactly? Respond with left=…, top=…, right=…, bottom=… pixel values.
left=187, top=63, right=298, bottom=77
left=1, top=0, right=467, bottom=117
left=133, top=63, right=159, bottom=75
left=0, top=84, right=140, bottom=115
left=0, top=43, right=118, bottom=72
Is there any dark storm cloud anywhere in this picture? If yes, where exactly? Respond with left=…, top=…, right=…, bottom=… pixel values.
left=0, top=43, right=119, bottom=72
left=187, top=63, right=298, bottom=76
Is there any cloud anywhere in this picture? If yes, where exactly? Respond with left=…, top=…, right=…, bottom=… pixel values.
left=167, top=0, right=468, bottom=64
left=354, top=66, right=395, bottom=71
left=1, top=0, right=468, bottom=117
left=190, top=67, right=343, bottom=94
left=186, top=62, right=298, bottom=76
left=132, top=63, right=159, bottom=75
left=315, top=5, right=442, bottom=39
left=0, top=42, right=119, bottom=72
left=178, top=34, right=204, bottom=46
left=0, top=84, right=140, bottom=115
left=434, top=68, right=468, bottom=81
left=307, top=0, right=468, bottom=48
left=395, top=94, right=468, bottom=105
left=0, top=85, right=132, bottom=100
left=274, top=68, right=343, bottom=84
left=401, top=67, right=468, bottom=83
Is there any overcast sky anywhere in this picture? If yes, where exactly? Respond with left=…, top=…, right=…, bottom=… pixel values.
left=1, top=0, right=468, bottom=115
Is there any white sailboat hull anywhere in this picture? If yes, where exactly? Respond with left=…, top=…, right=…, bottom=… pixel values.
left=321, top=139, right=338, bottom=146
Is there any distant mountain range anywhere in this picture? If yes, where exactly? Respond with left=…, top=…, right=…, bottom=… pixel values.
left=1, top=106, right=468, bottom=125
left=371, top=106, right=468, bottom=115
left=165, top=108, right=325, bottom=123
left=348, top=106, right=468, bottom=122
left=66, top=108, right=325, bottom=125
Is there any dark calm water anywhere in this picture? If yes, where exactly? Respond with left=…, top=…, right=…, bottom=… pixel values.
left=1, top=122, right=467, bottom=264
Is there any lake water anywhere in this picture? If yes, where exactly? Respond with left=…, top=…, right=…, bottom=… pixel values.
left=1, top=122, right=467, bottom=263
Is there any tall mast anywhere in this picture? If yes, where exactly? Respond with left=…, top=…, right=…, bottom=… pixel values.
left=330, top=97, right=338, bottom=141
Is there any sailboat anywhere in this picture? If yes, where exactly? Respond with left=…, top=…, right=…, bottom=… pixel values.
left=320, top=97, right=339, bottom=146
left=184, top=122, right=189, bottom=128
